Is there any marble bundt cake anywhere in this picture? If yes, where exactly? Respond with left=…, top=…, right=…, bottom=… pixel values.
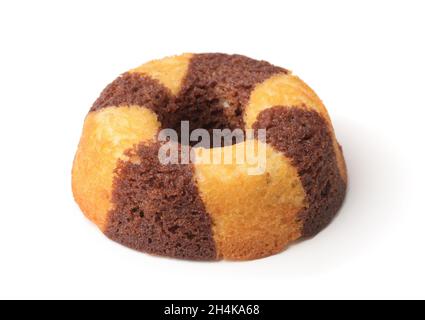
left=72, top=53, right=347, bottom=261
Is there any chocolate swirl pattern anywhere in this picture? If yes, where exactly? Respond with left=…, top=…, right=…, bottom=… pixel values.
left=72, top=53, right=347, bottom=260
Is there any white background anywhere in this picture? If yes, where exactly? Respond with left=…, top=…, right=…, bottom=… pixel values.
left=0, top=0, right=424, bottom=300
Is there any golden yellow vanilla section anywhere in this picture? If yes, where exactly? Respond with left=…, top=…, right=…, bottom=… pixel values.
left=72, top=106, right=161, bottom=230
left=244, top=73, right=347, bottom=182
left=129, top=53, right=193, bottom=95
left=193, top=140, right=306, bottom=260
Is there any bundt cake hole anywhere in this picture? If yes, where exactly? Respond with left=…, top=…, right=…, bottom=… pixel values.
left=162, top=78, right=250, bottom=148
left=163, top=106, right=247, bottom=149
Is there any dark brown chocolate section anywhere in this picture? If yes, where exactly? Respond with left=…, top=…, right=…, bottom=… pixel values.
left=105, top=142, right=217, bottom=260
left=175, top=54, right=287, bottom=139
left=90, top=73, right=175, bottom=125
left=253, top=107, right=346, bottom=238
